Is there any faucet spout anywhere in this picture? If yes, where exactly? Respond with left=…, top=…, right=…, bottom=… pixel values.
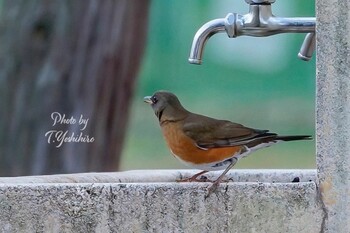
left=298, top=33, right=315, bottom=61
left=188, top=18, right=227, bottom=65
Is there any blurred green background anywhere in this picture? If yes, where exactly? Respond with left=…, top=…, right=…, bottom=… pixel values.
left=121, top=1, right=315, bottom=170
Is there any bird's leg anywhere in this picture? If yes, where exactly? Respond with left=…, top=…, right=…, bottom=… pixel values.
left=207, top=158, right=238, bottom=196
left=176, top=170, right=210, bottom=182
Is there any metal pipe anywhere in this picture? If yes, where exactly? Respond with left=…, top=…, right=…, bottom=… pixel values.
left=188, top=2, right=316, bottom=64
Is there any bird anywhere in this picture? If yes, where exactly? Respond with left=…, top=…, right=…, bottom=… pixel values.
left=144, top=91, right=312, bottom=195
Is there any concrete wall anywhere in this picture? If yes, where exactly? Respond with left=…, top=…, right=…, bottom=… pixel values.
left=316, top=0, right=350, bottom=232
left=0, top=170, right=323, bottom=233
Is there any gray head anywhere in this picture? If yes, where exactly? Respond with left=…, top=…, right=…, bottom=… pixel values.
left=144, top=91, right=188, bottom=122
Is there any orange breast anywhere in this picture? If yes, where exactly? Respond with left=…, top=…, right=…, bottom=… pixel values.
left=161, top=121, right=242, bottom=165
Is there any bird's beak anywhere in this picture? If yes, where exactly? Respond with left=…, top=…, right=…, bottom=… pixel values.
left=143, top=96, right=152, bottom=104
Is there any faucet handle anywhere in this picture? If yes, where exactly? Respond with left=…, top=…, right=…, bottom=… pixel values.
left=245, top=0, right=275, bottom=4
left=298, top=33, right=315, bottom=61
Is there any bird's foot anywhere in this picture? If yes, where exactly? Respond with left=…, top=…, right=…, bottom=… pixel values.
left=205, top=181, right=220, bottom=198
left=205, top=177, right=233, bottom=197
left=176, top=175, right=212, bottom=183
left=176, top=170, right=210, bottom=182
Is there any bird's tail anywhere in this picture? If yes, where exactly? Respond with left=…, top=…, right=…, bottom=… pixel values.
left=275, top=135, right=312, bottom=141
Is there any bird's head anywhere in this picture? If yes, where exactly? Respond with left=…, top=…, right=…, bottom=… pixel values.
left=144, top=91, right=188, bottom=122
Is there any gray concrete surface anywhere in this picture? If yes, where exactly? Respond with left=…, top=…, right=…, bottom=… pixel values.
left=0, top=170, right=323, bottom=233
left=316, top=0, right=350, bottom=232
left=0, top=169, right=316, bottom=183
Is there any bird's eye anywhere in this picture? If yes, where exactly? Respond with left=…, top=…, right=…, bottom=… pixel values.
left=152, top=96, right=158, bottom=104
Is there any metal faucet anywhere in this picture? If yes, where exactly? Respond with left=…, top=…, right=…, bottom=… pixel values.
left=189, top=0, right=316, bottom=65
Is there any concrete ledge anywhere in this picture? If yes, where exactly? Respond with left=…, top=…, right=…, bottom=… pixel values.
left=0, top=170, right=323, bottom=232
left=0, top=169, right=316, bottom=183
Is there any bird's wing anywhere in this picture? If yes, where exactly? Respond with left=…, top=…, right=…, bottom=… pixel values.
left=183, top=114, right=276, bottom=149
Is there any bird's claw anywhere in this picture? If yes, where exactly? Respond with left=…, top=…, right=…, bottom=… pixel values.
left=176, top=176, right=212, bottom=183
left=205, top=182, right=220, bottom=198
